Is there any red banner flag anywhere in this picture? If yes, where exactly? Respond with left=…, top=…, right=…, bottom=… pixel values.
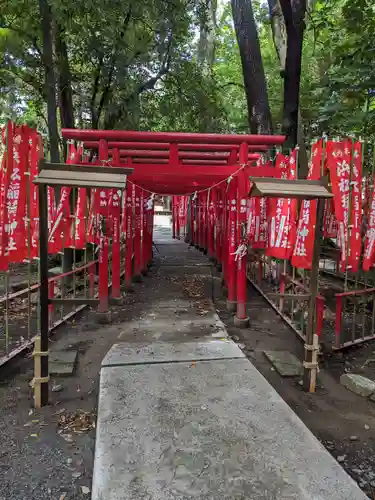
left=326, top=139, right=352, bottom=271
left=348, top=141, right=362, bottom=272
left=248, top=162, right=271, bottom=249
left=267, top=150, right=298, bottom=259
left=3, top=124, right=29, bottom=263
left=323, top=199, right=338, bottom=239
left=0, top=134, right=8, bottom=270
left=291, top=140, right=324, bottom=269
left=363, top=175, right=375, bottom=271
left=73, top=187, right=87, bottom=249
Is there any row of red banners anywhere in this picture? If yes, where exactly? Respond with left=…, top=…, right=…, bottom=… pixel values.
left=188, top=139, right=368, bottom=272
left=0, top=122, right=372, bottom=273
left=0, top=123, right=155, bottom=270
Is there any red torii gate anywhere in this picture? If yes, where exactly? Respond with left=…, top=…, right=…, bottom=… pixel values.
left=62, top=128, right=285, bottom=327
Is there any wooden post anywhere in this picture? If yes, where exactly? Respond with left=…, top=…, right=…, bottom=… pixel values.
left=37, top=181, right=49, bottom=406
left=303, top=198, right=325, bottom=392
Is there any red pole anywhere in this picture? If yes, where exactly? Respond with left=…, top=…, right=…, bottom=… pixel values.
left=202, top=192, right=208, bottom=253
left=98, top=139, right=109, bottom=314
left=227, top=176, right=238, bottom=313
left=98, top=232, right=109, bottom=312
left=190, top=196, right=195, bottom=246
left=111, top=191, right=121, bottom=298
left=62, top=128, right=286, bottom=145
left=235, top=144, right=250, bottom=326
left=197, top=193, right=202, bottom=249
left=216, top=186, right=224, bottom=269
left=176, top=196, right=181, bottom=239
left=124, top=183, right=133, bottom=290
left=208, top=189, right=215, bottom=260
left=172, top=197, right=176, bottom=239
left=149, top=200, right=154, bottom=263
left=197, top=194, right=202, bottom=249
left=222, top=188, right=229, bottom=285
left=142, top=192, right=149, bottom=273
left=133, top=186, right=142, bottom=280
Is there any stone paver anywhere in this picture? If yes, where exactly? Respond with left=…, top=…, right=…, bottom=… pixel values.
left=263, top=350, right=303, bottom=377
left=49, top=350, right=78, bottom=376
left=340, top=373, right=375, bottom=398
left=102, top=339, right=242, bottom=367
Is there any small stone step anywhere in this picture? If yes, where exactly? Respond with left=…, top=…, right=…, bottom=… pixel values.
left=340, top=373, right=375, bottom=398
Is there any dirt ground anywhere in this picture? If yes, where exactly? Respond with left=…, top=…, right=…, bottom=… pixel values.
left=1, top=249, right=375, bottom=498
left=213, top=271, right=375, bottom=499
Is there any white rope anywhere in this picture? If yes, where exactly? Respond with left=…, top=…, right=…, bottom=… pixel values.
left=231, top=243, right=248, bottom=261
left=126, top=163, right=246, bottom=197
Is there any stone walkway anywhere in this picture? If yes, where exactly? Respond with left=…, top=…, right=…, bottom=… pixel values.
left=91, top=218, right=367, bottom=500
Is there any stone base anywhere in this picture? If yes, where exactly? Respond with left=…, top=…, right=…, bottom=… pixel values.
left=141, top=268, right=149, bottom=277
left=96, top=310, right=112, bottom=325
left=203, top=249, right=208, bottom=255
left=121, top=284, right=134, bottom=293
left=132, top=274, right=143, bottom=283
left=216, top=263, right=222, bottom=272
left=234, top=316, right=250, bottom=328
left=110, top=297, right=124, bottom=306
left=226, top=299, right=237, bottom=314
left=209, top=256, right=216, bottom=264
left=222, top=287, right=228, bottom=298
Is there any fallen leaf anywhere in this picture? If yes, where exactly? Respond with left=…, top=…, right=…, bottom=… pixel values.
left=59, top=494, right=67, bottom=500
left=81, top=486, right=90, bottom=495
left=30, top=433, right=38, bottom=437
left=61, top=433, right=73, bottom=443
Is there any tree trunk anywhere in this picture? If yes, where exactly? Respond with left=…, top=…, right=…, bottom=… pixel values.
left=231, top=0, right=273, bottom=134
left=39, top=0, right=60, bottom=163
left=279, top=0, right=306, bottom=149
left=268, top=0, right=309, bottom=177
left=55, top=23, right=74, bottom=157
left=197, top=0, right=217, bottom=72
left=54, top=22, right=76, bottom=283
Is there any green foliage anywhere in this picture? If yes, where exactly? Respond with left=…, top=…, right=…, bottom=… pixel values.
left=0, top=0, right=374, bottom=149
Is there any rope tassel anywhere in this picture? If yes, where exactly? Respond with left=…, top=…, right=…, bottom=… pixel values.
left=231, top=242, right=248, bottom=261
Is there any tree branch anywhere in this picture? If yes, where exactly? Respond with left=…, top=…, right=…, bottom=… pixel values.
left=0, top=23, right=42, bottom=58
left=104, top=30, right=174, bottom=129
left=94, top=7, right=132, bottom=128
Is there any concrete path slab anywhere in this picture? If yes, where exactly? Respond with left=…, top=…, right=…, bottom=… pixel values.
left=102, top=339, right=244, bottom=367
left=263, top=350, right=303, bottom=377
left=117, top=314, right=227, bottom=342
left=93, top=345, right=366, bottom=500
